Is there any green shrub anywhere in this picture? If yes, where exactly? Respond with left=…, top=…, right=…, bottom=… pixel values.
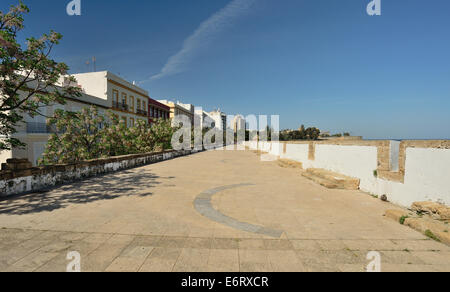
left=399, top=216, right=409, bottom=225
left=424, top=230, right=440, bottom=242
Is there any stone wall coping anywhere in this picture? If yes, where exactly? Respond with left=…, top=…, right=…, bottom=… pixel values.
left=0, top=150, right=177, bottom=181
left=401, top=140, right=450, bottom=149
left=268, top=140, right=449, bottom=149
left=279, top=140, right=389, bottom=147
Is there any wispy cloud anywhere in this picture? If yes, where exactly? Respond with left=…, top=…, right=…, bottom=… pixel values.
left=147, top=0, right=256, bottom=82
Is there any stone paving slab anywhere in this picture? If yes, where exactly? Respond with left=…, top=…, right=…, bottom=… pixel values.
left=0, top=229, right=449, bottom=272
left=0, top=150, right=449, bottom=272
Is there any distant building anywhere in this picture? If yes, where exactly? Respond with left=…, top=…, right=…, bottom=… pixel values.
left=148, top=99, right=170, bottom=124
left=194, top=108, right=213, bottom=129
left=158, top=100, right=195, bottom=125
left=0, top=83, right=109, bottom=166
left=209, top=110, right=227, bottom=131
left=177, top=102, right=195, bottom=125
left=232, top=115, right=246, bottom=133
left=73, top=71, right=151, bottom=127
left=1, top=71, right=169, bottom=166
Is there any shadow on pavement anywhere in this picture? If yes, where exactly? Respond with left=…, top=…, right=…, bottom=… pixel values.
left=0, top=169, right=174, bottom=215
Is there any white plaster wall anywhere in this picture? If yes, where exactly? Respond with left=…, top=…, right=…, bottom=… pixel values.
left=260, top=142, right=271, bottom=153
left=0, top=149, right=12, bottom=166
left=107, top=71, right=149, bottom=97
left=372, top=179, right=405, bottom=206
left=269, top=142, right=283, bottom=157
left=257, top=142, right=262, bottom=150
left=258, top=142, right=264, bottom=151
left=0, top=176, right=33, bottom=195
left=72, top=72, right=108, bottom=100
left=274, top=142, right=450, bottom=207
left=345, top=147, right=450, bottom=207
left=313, top=145, right=378, bottom=191
left=389, top=141, right=401, bottom=172
left=397, top=148, right=450, bottom=206
left=280, top=144, right=309, bottom=165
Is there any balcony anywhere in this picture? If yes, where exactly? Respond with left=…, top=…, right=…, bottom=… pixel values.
left=26, top=122, right=57, bottom=134
left=136, top=109, right=148, bottom=116
left=112, top=101, right=129, bottom=111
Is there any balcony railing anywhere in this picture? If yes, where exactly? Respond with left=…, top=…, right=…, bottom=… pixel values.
left=26, top=122, right=57, bottom=134
left=136, top=109, right=148, bottom=116
left=112, top=101, right=129, bottom=111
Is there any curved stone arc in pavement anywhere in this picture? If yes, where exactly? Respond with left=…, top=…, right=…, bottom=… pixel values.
left=193, top=183, right=284, bottom=238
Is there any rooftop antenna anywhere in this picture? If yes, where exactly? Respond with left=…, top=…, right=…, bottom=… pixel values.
left=92, top=56, right=97, bottom=72
left=85, top=60, right=90, bottom=72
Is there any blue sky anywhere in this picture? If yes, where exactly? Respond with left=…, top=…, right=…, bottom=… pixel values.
left=3, top=0, right=450, bottom=139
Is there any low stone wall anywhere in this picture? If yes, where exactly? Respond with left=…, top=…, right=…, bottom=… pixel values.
left=0, top=149, right=199, bottom=198
left=246, top=140, right=450, bottom=207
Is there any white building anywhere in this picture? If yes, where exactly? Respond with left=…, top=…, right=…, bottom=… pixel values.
left=232, top=115, right=246, bottom=133
left=177, top=102, right=195, bottom=116
left=73, top=71, right=150, bottom=127
left=157, top=100, right=195, bottom=125
left=208, top=110, right=227, bottom=131
left=0, top=71, right=153, bottom=166
left=0, top=88, right=109, bottom=166
left=194, top=108, right=214, bottom=129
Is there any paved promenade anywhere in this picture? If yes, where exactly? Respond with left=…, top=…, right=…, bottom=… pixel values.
left=0, top=150, right=449, bottom=272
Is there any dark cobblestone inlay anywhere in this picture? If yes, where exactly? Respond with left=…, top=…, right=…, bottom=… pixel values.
left=194, top=184, right=284, bottom=238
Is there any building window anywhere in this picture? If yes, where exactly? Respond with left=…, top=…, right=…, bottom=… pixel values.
left=121, top=116, right=127, bottom=126
left=129, top=117, right=135, bottom=127
left=121, top=93, right=127, bottom=105
left=137, top=99, right=141, bottom=111
left=130, top=96, right=135, bottom=112
left=112, top=90, right=119, bottom=107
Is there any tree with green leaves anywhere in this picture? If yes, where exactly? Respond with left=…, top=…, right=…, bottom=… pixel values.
left=100, top=113, right=175, bottom=157
left=280, top=125, right=321, bottom=141
left=150, top=118, right=176, bottom=151
left=305, top=127, right=321, bottom=140
left=127, top=119, right=155, bottom=154
left=39, top=106, right=105, bottom=165
left=40, top=106, right=177, bottom=165
left=0, top=1, right=81, bottom=151
left=100, top=111, right=132, bottom=157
